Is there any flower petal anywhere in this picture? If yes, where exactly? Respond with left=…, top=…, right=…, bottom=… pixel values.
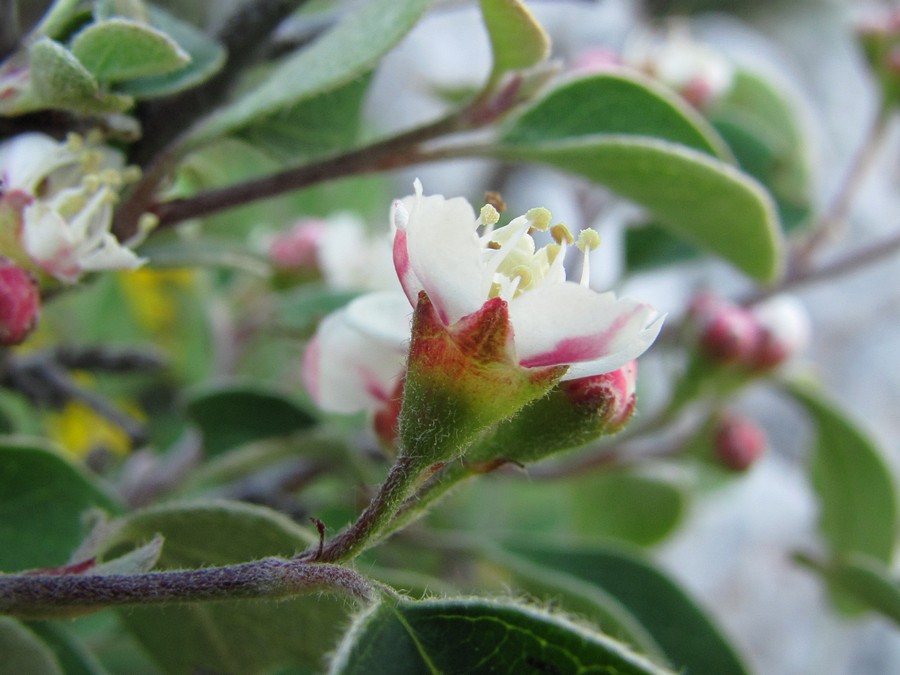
left=400, top=181, right=486, bottom=324
left=303, top=292, right=411, bottom=414
left=509, top=282, right=664, bottom=377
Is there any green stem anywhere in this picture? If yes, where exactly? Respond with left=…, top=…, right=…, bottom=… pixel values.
left=0, top=558, right=373, bottom=619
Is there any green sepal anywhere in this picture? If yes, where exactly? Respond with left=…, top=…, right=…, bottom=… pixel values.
left=399, top=292, right=564, bottom=465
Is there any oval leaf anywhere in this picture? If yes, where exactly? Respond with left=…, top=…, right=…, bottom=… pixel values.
left=0, top=619, right=64, bottom=675
left=503, top=72, right=728, bottom=158
left=106, top=500, right=351, bottom=674
left=0, top=439, right=122, bottom=572
left=185, top=385, right=317, bottom=456
left=492, top=136, right=783, bottom=281
left=191, top=0, right=433, bottom=144
left=71, top=18, right=190, bottom=82
left=510, top=544, right=751, bottom=675
left=479, top=0, right=549, bottom=87
left=786, top=381, right=899, bottom=563
left=329, top=597, right=675, bottom=674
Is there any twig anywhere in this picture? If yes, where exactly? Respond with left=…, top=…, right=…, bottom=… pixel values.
left=0, top=558, right=374, bottom=619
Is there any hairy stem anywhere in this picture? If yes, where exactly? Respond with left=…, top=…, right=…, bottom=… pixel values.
left=309, top=455, right=432, bottom=564
left=0, top=558, right=374, bottom=619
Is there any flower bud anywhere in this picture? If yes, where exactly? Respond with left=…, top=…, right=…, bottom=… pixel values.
left=689, top=292, right=760, bottom=364
left=748, top=295, right=811, bottom=370
left=0, top=258, right=40, bottom=345
left=857, top=9, right=900, bottom=106
left=268, top=219, right=326, bottom=272
left=712, top=412, right=767, bottom=472
left=465, top=361, right=638, bottom=465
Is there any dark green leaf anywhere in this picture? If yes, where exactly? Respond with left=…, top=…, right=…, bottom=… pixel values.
left=786, top=382, right=898, bottom=563
left=511, top=544, right=751, bottom=675
left=0, top=619, right=64, bottom=675
left=185, top=385, right=317, bottom=456
left=492, top=136, right=783, bottom=281
left=330, top=597, right=674, bottom=674
left=71, top=18, right=190, bottom=82
left=117, top=5, right=226, bottom=98
left=479, top=0, right=549, bottom=87
left=106, top=500, right=351, bottom=675
left=0, top=439, right=122, bottom=572
left=190, top=0, right=433, bottom=143
left=23, top=622, right=110, bottom=675
left=503, top=73, right=727, bottom=157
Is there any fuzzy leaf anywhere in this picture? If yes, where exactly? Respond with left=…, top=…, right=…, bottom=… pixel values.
left=329, top=597, right=675, bottom=674
left=511, top=544, right=751, bottom=675
left=190, top=0, right=433, bottom=144
left=0, top=619, right=64, bottom=675
left=0, top=439, right=122, bottom=573
left=107, top=500, right=351, bottom=674
left=479, top=0, right=549, bottom=87
left=492, top=136, right=782, bottom=281
left=787, top=382, right=899, bottom=563
left=72, top=18, right=189, bottom=82
left=117, top=5, right=226, bottom=98
left=503, top=72, right=728, bottom=157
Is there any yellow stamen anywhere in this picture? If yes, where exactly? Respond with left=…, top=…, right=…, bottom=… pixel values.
left=527, top=207, right=552, bottom=231
left=550, top=223, right=574, bottom=245
left=486, top=240, right=502, bottom=250
left=480, top=204, right=500, bottom=227
left=122, top=166, right=142, bottom=183
left=576, top=229, right=601, bottom=252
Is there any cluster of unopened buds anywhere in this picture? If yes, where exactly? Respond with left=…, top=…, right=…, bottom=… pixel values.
left=304, top=181, right=663, bottom=465
left=688, top=292, right=810, bottom=372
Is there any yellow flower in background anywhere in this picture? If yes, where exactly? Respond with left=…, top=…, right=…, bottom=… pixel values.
left=118, top=268, right=196, bottom=334
left=45, top=399, right=136, bottom=459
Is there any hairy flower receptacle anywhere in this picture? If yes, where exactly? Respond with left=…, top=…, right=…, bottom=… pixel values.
left=398, top=291, right=565, bottom=465
left=465, top=360, right=638, bottom=465
left=0, top=258, right=40, bottom=345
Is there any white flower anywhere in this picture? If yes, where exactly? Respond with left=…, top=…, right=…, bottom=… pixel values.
left=0, top=132, right=145, bottom=283
left=391, top=180, right=663, bottom=380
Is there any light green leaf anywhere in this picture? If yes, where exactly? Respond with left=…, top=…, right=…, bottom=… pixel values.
left=117, top=5, right=226, bottom=98
left=491, top=136, right=783, bottom=281
left=479, top=0, right=549, bottom=88
left=0, top=619, right=64, bottom=675
left=185, top=385, right=318, bottom=456
left=28, top=38, right=133, bottom=114
left=190, top=0, right=433, bottom=144
left=330, top=597, right=675, bottom=674
left=106, top=500, right=351, bottom=675
left=503, top=73, right=728, bottom=158
left=511, top=544, right=751, bottom=675
left=799, top=553, right=900, bottom=627
left=787, top=381, right=899, bottom=563
left=71, top=18, right=190, bottom=82
left=33, top=0, right=84, bottom=40
left=0, top=439, right=122, bottom=573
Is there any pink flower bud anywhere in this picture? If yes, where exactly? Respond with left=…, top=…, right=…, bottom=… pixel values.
left=560, top=359, right=638, bottom=433
left=0, top=258, right=40, bottom=345
left=713, top=413, right=766, bottom=472
left=689, top=293, right=760, bottom=364
left=747, top=295, right=810, bottom=370
left=268, top=219, right=327, bottom=270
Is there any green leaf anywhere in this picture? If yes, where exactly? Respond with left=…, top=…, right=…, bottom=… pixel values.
left=503, top=73, right=728, bottom=158
left=786, top=382, right=899, bottom=563
left=479, top=0, right=549, bottom=88
left=23, top=622, right=110, bottom=675
left=190, top=0, right=433, bottom=144
left=511, top=544, right=751, bottom=675
left=492, top=136, right=783, bottom=281
left=33, top=0, right=85, bottom=40
left=106, top=500, right=351, bottom=675
left=117, top=5, right=226, bottom=98
left=0, top=619, right=64, bottom=675
left=330, top=597, right=675, bottom=674
left=0, top=439, right=122, bottom=572
left=71, top=18, right=190, bottom=82
left=799, top=553, right=900, bottom=627
left=185, top=385, right=317, bottom=456
left=28, top=38, right=133, bottom=114
left=237, top=74, right=372, bottom=161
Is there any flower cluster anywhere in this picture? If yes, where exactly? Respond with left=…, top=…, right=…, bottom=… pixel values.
left=304, top=181, right=662, bottom=461
left=0, top=132, right=149, bottom=285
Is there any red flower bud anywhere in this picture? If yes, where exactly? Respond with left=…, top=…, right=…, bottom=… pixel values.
left=559, top=359, right=638, bottom=434
left=268, top=219, right=326, bottom=271
left=689, top=293, right=759, bottom=364
left=713, top=413, right=766, bottom=472
left=0, top=258, right=40, bottom=345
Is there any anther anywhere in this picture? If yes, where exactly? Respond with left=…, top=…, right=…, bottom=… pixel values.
left=527, top=207, right=552, bottom=231
left=480, top=204, right=500, bottom=227
left=550, top=223, right=574, bottom=245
